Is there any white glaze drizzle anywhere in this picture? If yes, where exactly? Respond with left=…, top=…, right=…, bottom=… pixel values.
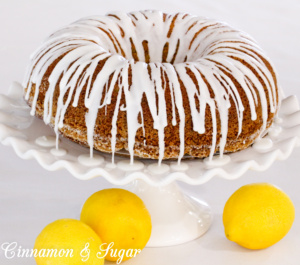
left=24, top=11, right=278, bottom=163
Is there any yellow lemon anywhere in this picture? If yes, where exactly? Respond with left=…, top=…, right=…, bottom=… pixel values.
left=34, top=218, right=104, bottom=265
left=223, top=183, right=295, bottom=250
left=80, top=188, right=152, bottom=262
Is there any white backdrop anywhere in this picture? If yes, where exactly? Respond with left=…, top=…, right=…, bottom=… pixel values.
left=0, top=0, right=300, bottom=264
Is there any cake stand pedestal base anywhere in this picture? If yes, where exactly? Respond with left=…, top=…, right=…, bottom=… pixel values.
left=129, top=180, right=212, bottom=247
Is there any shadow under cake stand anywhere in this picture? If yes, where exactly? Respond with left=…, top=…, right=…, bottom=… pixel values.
left=1, top=82, right=300, bottom=247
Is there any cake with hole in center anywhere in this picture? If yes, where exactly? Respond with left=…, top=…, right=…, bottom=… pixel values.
left=23, top=10, right=280, bottom=164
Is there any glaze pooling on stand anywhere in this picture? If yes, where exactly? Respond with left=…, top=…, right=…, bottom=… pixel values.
left=23, top=10, right=279, bottom=164
left=35, top=136, right=57, bottom=147
left=253, top=138, right=273, bottom=150
left=78, top=154, right=104, bottom=166
left=117, top=160, right=144, bottom=171
left=204, top=155, right=230, bottom=166
left=148, top=163, right=170, bottom=175
left=268, top=125, right=282, bottom=138
left=170, top=162, right=189, bottom=171
left=50, top=147, right=67, bottom=156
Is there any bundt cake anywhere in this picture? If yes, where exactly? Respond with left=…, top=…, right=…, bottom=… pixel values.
left=23, top=10, right=280, bottom=164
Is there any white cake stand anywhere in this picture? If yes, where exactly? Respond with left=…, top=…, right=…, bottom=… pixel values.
left=1, top=82, right=300, bottom=247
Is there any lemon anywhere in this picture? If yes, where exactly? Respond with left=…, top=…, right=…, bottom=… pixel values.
left=223, top=183, right=295, bottom=250
left=34, top=218, right=104, bottom=265
left=80, top=188, right=152, bottom=262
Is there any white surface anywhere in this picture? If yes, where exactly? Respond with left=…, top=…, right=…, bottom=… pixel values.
left=0, top=0, right=300, bottom=264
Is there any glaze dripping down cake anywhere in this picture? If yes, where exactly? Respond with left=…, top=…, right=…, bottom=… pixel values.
left=23, top=10, right=280, bottom=163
